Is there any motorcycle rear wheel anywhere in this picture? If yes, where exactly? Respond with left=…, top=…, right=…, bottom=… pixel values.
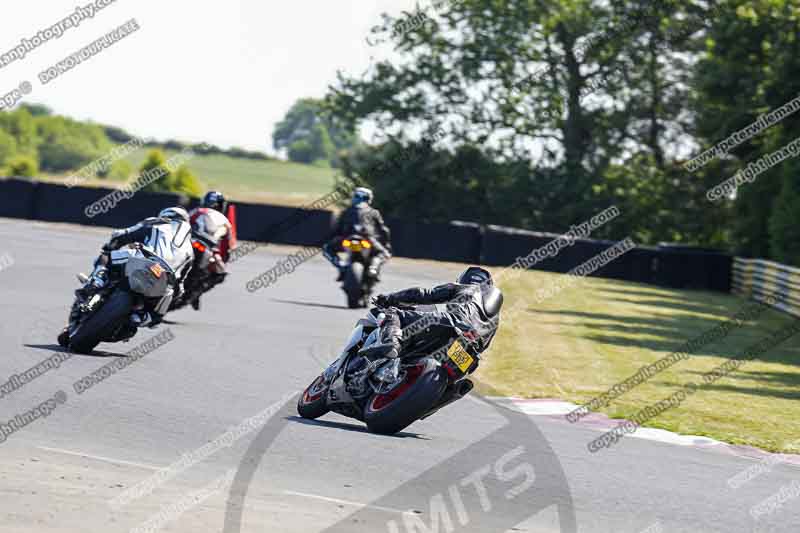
left=364, top=365, right=447, bottom=435
left=344, top=262, right=364, bottom=309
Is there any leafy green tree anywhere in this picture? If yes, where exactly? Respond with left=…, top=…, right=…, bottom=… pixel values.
left=171, top=165, right=203, bottom=197
left=35, top=115, right=111, bottom=172
left=138, top=149, right=203, bottom=197
left=138, top=149, right=172, bottom=193
left=691, top=0, right=800, bottom=258
left=287, top=139, right=316, bottom=164
left=324, top=0, right=707, bottom=231
left=769, top=167, right=800, bottom=266
left=0, top=107, right=38, bottom=156
left=0, top=129, right=17, bottom=167
left=20, top=103, right=52, bottom=117
left=274, top=98, right=356, bottom=165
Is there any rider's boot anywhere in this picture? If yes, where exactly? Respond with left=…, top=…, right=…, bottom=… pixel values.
left=359, top=312, right=402, bottom=360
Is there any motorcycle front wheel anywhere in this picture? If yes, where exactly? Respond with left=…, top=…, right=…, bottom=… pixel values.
left=297, top=375, right=330, bottom=419
left=69, top=289, right=133, bottom=354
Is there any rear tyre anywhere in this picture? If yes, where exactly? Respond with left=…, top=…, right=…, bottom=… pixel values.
left=364, top=365, right=447, bottom=435
left=297, top=375, right=330, bottom=419
left=69, top=290, right=133, bottom=354
left=344, top=263, right=364, bottom=309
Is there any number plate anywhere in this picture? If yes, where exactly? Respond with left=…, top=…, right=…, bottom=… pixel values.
left=350, top=242, right=363, bottom=252
left=149, top=263, right=165, bottom=278
left=447, top=339, right=474, bottom=373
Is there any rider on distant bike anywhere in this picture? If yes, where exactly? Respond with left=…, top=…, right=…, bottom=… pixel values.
left=58, top=207, right=194, bottom=346
left=322, top=187, right=392, bottom=281
left=186, top=190, right=235, bottom=310
left=361, top=266, right=503, bottom=360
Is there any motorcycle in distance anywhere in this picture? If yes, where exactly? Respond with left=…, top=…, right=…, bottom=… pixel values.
left=338, top=234, right=379, bottom=308
left=297, top=304, right=485, bottom=435
left=66, top=244, right=175, bottom=354
left=168, top=234, right=223, bottom=312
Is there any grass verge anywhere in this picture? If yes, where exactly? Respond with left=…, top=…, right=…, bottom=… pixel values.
left=477, top=269, right=800, bottom=453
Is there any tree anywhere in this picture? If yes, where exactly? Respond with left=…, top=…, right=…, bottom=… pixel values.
left=0, top=129, right=17, bottom=167
left=0, top=107, right=38, bottom=155
left=35, top=115, right=111, bottom=172
left=138, top=150, right=172, bottom=193
left=273, top=98, right=356, bottom=165
left=691, top=0, right=800, bottom=258
left=138, top=149, right=203, bottom=197
left=171, top=165, right=203, bottom=197
left=326, top=0, right=702, bottom=231
left=20, top=103, right=52, bottom=117
left=287, top=139, right=316, bottom=164
left=769, top=167, right=800, bottom=266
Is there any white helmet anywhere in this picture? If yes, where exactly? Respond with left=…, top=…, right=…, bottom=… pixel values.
left=158, top=206, right=190, bottom=223
left=352, top=187, right=374, bottom=206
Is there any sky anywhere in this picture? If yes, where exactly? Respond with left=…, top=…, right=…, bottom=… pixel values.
left=0, top=0, right=416, bottom=155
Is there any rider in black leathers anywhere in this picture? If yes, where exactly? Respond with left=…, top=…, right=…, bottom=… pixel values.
left=362, top=267, right=502, bottom=360
left=322, top=187, right=392, bottom=281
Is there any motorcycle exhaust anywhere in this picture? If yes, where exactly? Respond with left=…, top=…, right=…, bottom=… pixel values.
left=420, top=378, right=474, bottom=420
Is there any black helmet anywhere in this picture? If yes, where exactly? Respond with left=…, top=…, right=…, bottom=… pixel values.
left=202, top=190, right=226, bottom=212
left=457, top=266, right=493, bottom=286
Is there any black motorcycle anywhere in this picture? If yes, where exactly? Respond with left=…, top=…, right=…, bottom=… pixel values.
left=169, top=235, right=225, bottom=311
left=66, top=245, right=175, bottom=354
left=297, top=305, right=483, bottom=435
left=339, top=234, right=379, bottom=308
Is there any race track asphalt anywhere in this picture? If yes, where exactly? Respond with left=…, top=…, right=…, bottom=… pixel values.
left=0, top=218, right=797, bottom=533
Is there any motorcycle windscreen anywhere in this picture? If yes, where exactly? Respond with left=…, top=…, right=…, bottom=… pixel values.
left=341, top=324, right=364, bottom=353
left=125, top=257, right=170, bottom=298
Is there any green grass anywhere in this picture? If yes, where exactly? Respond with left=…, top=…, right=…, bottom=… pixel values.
left=478, top=269, right=800, bottom=453
left=40, top=149, right=338, bottom=206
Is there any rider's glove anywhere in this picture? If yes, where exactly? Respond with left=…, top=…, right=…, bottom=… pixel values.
left=373, top=294, right=395, bottom=308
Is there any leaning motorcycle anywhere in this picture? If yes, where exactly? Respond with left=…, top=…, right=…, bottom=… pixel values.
left=297, top=306, right=479, bottom=435
left=339, top=234, right=378, bottom=309
left=66, top=245, right=175, bottom=354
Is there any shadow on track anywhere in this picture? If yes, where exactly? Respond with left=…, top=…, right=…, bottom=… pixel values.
left=286, top=415, right=430, bottom=439
left=24, top=343, right=121, bottom=358
left=272, top=299, right=354, bottom=311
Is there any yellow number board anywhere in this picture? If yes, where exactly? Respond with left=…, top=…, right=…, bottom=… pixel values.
left=447, top=339, right=474, bottom=373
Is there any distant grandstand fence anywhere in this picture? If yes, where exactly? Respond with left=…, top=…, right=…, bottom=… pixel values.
left=732, top=258, right=800, bottom=317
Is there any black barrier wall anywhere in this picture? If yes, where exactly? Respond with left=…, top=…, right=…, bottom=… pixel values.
left=386, top=218, right=482, bottom=263
left=0, top=177, right=732, bottom=292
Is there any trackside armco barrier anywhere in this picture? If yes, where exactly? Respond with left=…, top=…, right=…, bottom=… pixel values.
left=732, top=258, right=800, bottom=318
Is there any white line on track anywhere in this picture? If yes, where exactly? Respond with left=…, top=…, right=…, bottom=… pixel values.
left=36, top=446, right=162, bottom=471
left=282, top=490, right=412, bottom=515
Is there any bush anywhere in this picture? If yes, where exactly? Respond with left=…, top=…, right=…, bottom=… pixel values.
left=6, top=155, right=38, bottom=177
left=138, top=149, right=172, bottom=193
left=98, top=159, right=134, bottom=181
left=137, top=149, right=203, bottom=197
left=171, top=165, right=203, bottom=197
